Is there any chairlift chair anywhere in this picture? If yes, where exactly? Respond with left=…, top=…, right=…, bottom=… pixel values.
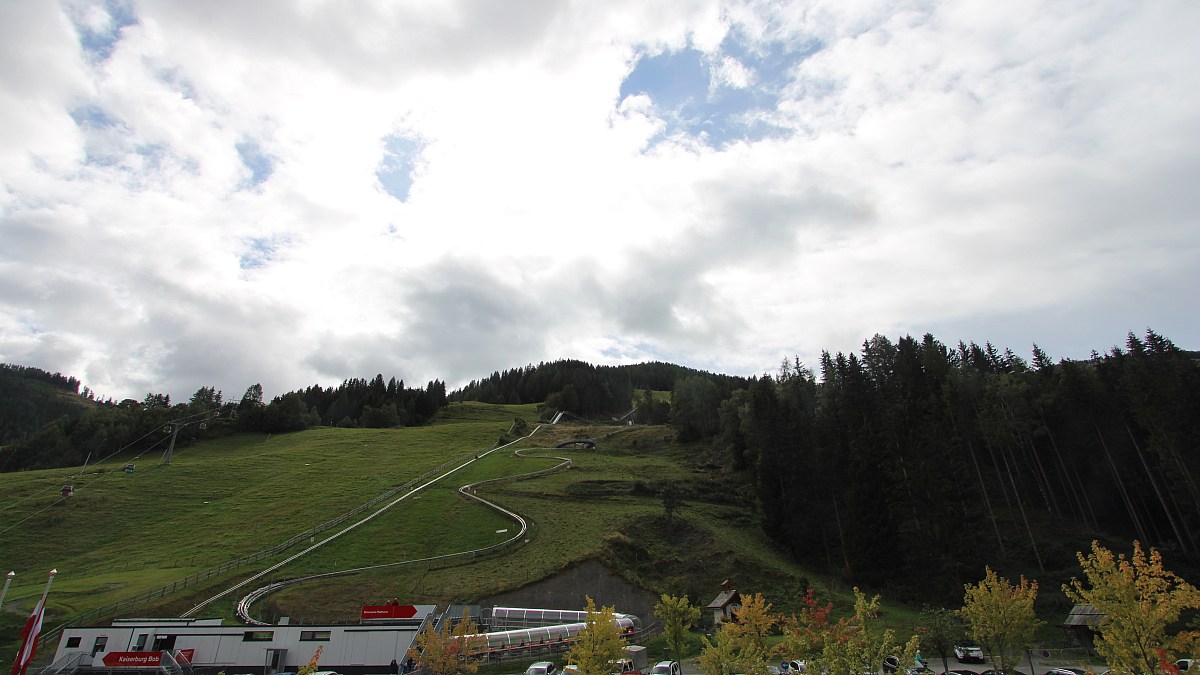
left=124, top=463, right=136, bottom=474
left=61, top=485, right=74, bottom=497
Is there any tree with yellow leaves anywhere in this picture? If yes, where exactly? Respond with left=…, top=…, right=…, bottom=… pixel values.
left=415, top=608, right=487, bottom=675
left=654, top=593, right=701, bottom=662
left=700, top=593, right=777, bottom=675
left=817, top=588, right=918, bottom=675
left=960, top=567, right=1041, bottom=673
left=565, top=596, right=628, bottom=675
left=1063, top=540, right=1200, bottom=675
left=699, top=627, right=748, bottom=675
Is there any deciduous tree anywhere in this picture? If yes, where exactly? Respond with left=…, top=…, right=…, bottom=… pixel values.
left=654, top=594, right=701, bottom=662
left=778, top=589, right=834, bottom=661
left=918, top=606, right=967, bottom=674
left=415, top=608, right=486, bottom=675
left=566, top=597, right=627, bottom=675
left=701, top=593, right=777, bottom=675
left=699, top=627, right=745, bottom=675
left=818, top=589, right=916, bottom=675
left=297, top=646, right=324, bottom=675
left=1063, top=540, right=1200, bottom=675
left=960, top=568, right=1041, bottom=673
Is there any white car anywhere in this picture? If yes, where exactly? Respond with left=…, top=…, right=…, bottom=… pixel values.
left=651, top=662, right=681, bottom=675
left=954, top=646, right=985, bottom=664
left=527, top=663, right=558, bottom=675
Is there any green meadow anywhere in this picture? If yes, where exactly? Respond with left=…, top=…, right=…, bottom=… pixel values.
left=0, top=401, right=837, bottom=657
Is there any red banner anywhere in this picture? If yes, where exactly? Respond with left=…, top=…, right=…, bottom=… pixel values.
left=176, top=650, right=195, bottom=664
left=361, top=604, right=417, bottom=620
left=102, top=652, right=164, bottom=667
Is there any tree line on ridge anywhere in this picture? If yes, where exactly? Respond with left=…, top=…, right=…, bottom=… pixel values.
left=0, top=373, right=448, bottom=472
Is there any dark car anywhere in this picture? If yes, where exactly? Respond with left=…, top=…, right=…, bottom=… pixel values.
left=1045, top=669, right=1087, bottom=675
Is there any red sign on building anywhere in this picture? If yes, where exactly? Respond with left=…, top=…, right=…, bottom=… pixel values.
left=102, top=652, right=164, bottom=668
left=361, top=604, right=418, bottom=620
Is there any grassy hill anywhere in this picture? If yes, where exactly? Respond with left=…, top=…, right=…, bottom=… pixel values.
left=0, top=402, right=859, bottom=662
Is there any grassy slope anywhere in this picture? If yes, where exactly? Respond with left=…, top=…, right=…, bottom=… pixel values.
left=0, top=402, right=992, bottom=660
left=0, top=404, right=531, bottom=644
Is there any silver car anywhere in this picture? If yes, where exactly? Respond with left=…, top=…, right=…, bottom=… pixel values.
left=954, top=646, right=985, bottom=664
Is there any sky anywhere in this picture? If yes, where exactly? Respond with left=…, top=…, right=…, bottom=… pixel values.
left=1, top=0, right=1198, bottom=404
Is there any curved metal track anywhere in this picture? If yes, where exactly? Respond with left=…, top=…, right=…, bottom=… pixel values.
left=218, top=426, right=576, bottom=623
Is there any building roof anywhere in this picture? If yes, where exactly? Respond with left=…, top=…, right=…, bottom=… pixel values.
left=1063, top=604, right=1105, bottom=627
left=707, top=590, right=740, bottom=610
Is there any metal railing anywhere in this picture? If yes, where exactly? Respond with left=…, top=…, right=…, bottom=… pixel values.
left=160, top=649, right=194, bottom=675
left=35, top=651, right=91, bottom=675
left=37, top=440, right=510, bottom=651
left=234, top=430, right=565, bottom=623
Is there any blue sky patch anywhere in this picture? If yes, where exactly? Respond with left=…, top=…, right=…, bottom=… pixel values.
left=69, top=105, right=129, bottom=166
left=619, top=31, right=818, bottom=148
left=236, top=140, right=274, bottom=188
left=376, top=134, right=424, bottom=202
left=239, top=235, right=290, bottom=271
left=157, top=66, right=198, bottom=101
left=72, top=0, right=138, bottom=63
left=70, top=104, right=121, bottom=130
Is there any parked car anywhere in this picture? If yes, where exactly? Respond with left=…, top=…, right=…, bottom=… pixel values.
left=782, top=661, right=808, bottom=674
left=611, top=658, right=642, bottom=675
left=942, top=670, right=979, bottom=675
left=1179, top=661, right=1199, bottom=673
left=651, top=662, right=681, bottom=675
left=979, top=669, right=1027, bottom=675
left=955, top=647, right=986, bottom=664
left=563, top=666, right=580, bottom=675
left=527, top=663, right=558, bottom=675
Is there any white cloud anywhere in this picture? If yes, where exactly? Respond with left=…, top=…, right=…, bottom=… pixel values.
left=712, top=56, right=754, bottom=90
left=0, top=0, right=1196, bottom=402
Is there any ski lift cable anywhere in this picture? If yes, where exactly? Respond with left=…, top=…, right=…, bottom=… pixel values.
left=0, top=494, right=71, bottom=537
left=0, top=409, right=215, bottom=515
left=0, top=432, right=172, bottom=519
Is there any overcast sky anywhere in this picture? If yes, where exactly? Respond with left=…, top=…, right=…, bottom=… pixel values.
left=2, top=0, right=1197, bottom=403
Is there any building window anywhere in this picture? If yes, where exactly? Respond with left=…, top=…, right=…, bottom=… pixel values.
left=134, top=634, right=148, bottom=650
left=66, top=637, right=81, bottom=649
left=242, top=631, right=274, bottom=642
left=299, top=631, right=331, bottom=641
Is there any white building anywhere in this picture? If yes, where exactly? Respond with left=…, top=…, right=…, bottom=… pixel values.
left=49, top=608, right=435, bottom=675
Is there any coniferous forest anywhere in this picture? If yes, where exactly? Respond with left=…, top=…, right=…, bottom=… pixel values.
left=707, top=330, right=1200, bottom=603
left=1, top=329, right=1197, bottom=603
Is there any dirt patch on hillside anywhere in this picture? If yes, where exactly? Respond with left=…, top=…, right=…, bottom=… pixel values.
left=479, top=559, right=660, bottom=622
